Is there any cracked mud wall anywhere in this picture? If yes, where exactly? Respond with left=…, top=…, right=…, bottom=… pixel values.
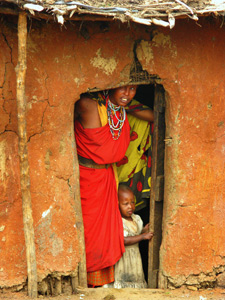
left=0, top=15, right=224, bottom=290
left=0, top=17, right=138, bottom=289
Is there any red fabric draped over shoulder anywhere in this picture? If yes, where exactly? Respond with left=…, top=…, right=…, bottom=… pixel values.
left=74, top=118, right=130, bottom=272
left=75, top=119, right=130, bottom=164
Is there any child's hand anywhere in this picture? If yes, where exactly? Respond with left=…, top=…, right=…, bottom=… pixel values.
left=142, top=223, right=150, bottom=233
left=142, top=231, right=154, bottom=241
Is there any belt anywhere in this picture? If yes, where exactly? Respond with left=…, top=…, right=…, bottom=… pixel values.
left=78, top=155, right=111, bottom=169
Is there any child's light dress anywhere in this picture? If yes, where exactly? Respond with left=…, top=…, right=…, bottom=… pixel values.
left=113, top=213, right=147, bottom=288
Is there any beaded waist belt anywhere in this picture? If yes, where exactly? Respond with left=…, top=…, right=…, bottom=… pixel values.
left=78, top=155, right=111, bottom=169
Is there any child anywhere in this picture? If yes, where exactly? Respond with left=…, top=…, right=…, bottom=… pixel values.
left=113, top=184, right=154, bottom=288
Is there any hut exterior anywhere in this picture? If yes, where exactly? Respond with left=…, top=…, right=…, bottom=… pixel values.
left=0, top=0, right=224, bottom=295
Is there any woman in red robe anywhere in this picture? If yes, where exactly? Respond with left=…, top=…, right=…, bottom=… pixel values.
left=74, top=86, right=138, bottom=286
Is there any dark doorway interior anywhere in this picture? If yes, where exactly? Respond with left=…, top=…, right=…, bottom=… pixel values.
left=134, top=84, right=154, bottom=110
left=132, top=84, right=154, bottom=282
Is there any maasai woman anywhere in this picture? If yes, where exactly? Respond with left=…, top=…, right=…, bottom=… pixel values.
left=74, top=86, right=138, bottom=287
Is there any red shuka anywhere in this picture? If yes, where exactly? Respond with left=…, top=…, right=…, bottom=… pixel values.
left=75, top=118, right=130, bottom=272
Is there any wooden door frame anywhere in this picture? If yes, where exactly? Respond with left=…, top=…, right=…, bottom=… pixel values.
left=148, top=84, right=165, bottom=288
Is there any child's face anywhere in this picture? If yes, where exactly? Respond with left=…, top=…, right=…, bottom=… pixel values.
left=118, top=189, right=135, bottom=220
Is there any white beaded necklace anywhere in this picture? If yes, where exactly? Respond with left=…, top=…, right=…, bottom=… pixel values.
left=107, top=97, right=126, bottom=140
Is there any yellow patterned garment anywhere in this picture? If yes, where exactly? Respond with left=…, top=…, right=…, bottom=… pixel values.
left=116, top=99, right=153, bottom=210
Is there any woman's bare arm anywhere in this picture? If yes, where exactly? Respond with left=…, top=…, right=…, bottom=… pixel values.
left=75, top=95, right=101, bottom=128
left=127, top=109, right=154, bottom=122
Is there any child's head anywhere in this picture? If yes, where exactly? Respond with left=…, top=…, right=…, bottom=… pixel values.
left=118, top=184, right=135, bottom=219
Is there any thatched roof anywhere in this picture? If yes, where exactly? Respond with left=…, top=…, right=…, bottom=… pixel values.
left=1, top=0, right=225, bottom=27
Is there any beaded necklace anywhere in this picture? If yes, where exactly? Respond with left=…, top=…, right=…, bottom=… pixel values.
left=106, top=97, right=126, bottom=140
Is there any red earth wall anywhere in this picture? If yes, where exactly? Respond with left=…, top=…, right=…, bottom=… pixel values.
left=0, top=16, right=224, bottom=289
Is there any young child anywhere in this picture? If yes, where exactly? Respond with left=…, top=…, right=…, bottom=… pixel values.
left=113, top=184, right=154, bottom=288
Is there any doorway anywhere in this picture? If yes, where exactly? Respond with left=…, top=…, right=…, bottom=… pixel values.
left=74, top=82, right=166, bottom=289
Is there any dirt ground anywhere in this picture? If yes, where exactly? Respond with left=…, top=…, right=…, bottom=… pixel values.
left=1, top=287, right=225, bottom=300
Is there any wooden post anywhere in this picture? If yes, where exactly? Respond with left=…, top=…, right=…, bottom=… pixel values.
left=16, top=12, right=37, bottom=298
left=148, top=84, right=165, bottom=288
left=73, top=137, right=87, bottom=287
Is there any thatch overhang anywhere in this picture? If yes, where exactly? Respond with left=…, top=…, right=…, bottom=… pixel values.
left=0, top=0, right=225, bottom=27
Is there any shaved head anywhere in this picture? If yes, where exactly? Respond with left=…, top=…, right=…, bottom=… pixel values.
left=118, top=184, right=133, bottom=194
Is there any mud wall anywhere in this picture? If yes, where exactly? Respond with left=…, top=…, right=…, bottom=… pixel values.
left=0, top=16, right=224, bottom=290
